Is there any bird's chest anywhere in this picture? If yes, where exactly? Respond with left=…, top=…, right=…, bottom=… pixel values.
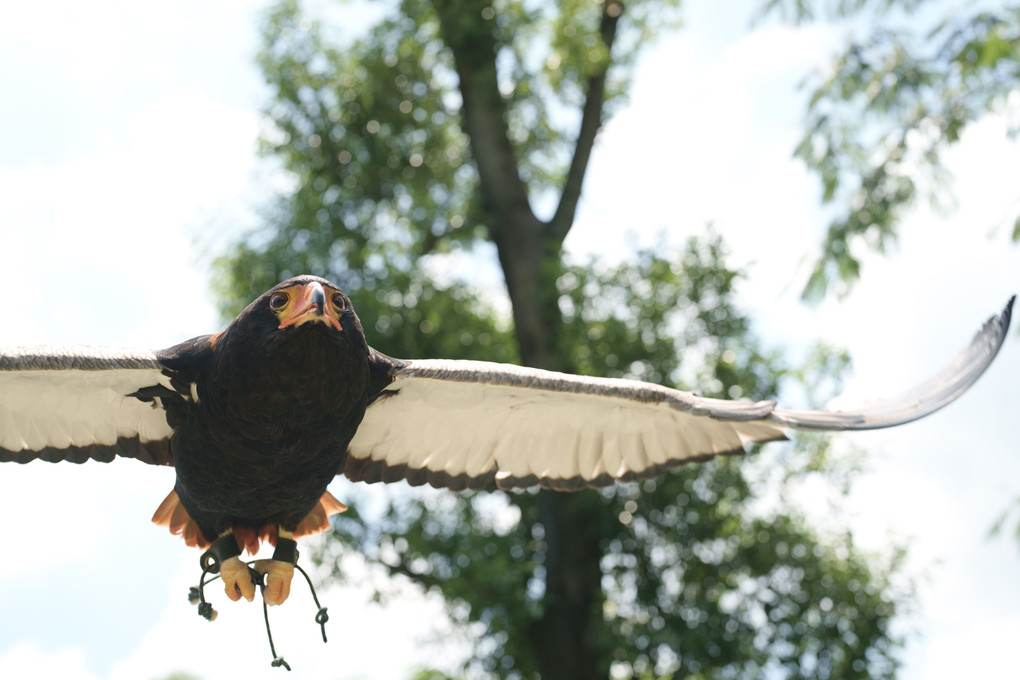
left=171, top=332, right=372, bottom=501
left=205, top=360, right=351, bottom=444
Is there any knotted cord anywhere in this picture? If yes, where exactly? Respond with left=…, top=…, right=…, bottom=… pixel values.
left=192, top=546, right=329, bottom=671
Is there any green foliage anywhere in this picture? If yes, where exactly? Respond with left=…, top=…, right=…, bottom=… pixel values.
left=411, top=671, right=460, bottom=680
left=214, top=0, right=481, bottom=314
left=315, top=234, right=907, bottom=680
left=217, top=1, right=912, bottom=677
left=766, top=1, right=1020, bottom=299
left=214, top=0, right=682, bottom=318
left=989, top=496, right=1020, bottom=543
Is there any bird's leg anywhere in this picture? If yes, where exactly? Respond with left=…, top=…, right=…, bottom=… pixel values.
left=257, top=528, right=297, bottom=607
left=208, top=531, right=255, bottom=603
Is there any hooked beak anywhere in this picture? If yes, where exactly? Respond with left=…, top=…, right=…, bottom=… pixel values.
left=277, top=282, right=343, bottom=331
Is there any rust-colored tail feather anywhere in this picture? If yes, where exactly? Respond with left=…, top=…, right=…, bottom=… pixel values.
left=152, top=489, right=347, bottom=554
left=233, top=526, right=264, bottom=555
left=151, top=489, right=210, bottom=549
left=295, top=490, right=348, bottom=538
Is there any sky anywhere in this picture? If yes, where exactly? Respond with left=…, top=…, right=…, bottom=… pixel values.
left=0, top=0, right=1018, bottom=679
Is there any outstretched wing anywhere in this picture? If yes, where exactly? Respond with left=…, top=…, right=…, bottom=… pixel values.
left=0, top=345, right=175, bottom=465
left=343, top=297, right=1013, bottom=491
left=343, top=362, right=787, bottom=491
left=772, top=296, right=1013, bottom=430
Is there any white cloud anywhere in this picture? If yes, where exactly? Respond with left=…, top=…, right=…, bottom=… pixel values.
left=571, top=10, right=1020, bottom=680
left=0, top=88, right=258, bottom=346
left=567, top=20, right=836, bottom=304
left=713, top=21, right=834, bottom=78
left=102, top=549, right=462, bottom=680
left=921, top=618, right=1020, bottom=680
left=0, top=548, right=461, bottom=680
left=0, top=642, right=99, bottom=680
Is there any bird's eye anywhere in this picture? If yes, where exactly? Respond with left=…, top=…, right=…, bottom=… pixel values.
left=331, top=293, right=346, bottom=311
left=269, top=293, right=289, bottom=310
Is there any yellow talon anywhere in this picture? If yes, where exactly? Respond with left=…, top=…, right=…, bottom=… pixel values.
left=266, top=561, right=295, bottom=606
left=220, top=556, right=255, bottom=602
left=253, top=559, right=296, bottom=606
left=255, top=528, right=297, bottom=606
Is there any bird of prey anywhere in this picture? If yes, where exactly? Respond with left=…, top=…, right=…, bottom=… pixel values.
left=0, top=276, right=1013, bottom=608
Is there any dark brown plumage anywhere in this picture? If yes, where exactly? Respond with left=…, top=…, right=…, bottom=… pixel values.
left=151, top=275, right=391, bottom=549
left=0, top=276, right=1013, bottom=605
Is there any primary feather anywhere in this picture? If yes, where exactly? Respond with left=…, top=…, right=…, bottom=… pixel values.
left=0, top=281, right=1012, bottom=530
left=341, top=293, right=1011, bottom=491
left=0, top=345, right=173, bottom=464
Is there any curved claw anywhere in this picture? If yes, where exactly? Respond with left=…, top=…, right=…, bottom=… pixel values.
left=262, top=560, right=295, bottom=606
left=220, top=556, right=255, bottom=602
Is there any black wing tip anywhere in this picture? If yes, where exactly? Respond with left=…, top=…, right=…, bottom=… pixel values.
left=341, top=456, right=495, bottom=491
left=979, top=294, right=1014, bottom=354
left=991, top=295, right=1015, bottom=335
left=770, top=296, right=1015, bottom=432
left=1, top=438, right=173, bottom=466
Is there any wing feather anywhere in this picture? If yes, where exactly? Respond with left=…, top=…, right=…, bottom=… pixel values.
left=0, top=345, right=174, bottom=465
left=771, top=296, right=1013, bottom=430
left=345, top=361, right=785, bottom=490
left=345, top=298, right=1012, bottom=490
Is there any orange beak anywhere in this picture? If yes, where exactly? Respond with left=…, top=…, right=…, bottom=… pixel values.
left=276, top=282, right=343, bottom=331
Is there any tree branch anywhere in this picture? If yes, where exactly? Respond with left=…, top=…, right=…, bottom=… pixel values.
left=548, top=0, right=622, bottom=243
left=430, top=0, right=566, bottom=371
left=431, top=0, right=538, bottom=233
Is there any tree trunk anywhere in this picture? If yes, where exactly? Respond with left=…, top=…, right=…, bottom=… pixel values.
left=432, top=2, right=612, bottom=676
left=504, top=235, right=608, bottom=680
left=531, top=491, right=607, bottom=680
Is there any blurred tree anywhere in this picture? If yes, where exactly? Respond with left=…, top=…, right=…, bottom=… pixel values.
left=760, top=0, right=1020, bottom=299
left=767, top=0, right=1020, bottom=548
left=216, top=1, right=909, bottom=678
left=319, top=237, right=906, bottom=679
